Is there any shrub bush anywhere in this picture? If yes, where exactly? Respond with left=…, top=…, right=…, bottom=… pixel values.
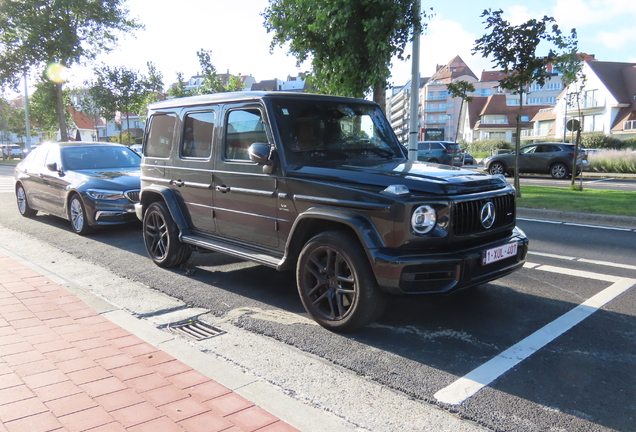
left=468, top=139, right=513, bottom=153
left=581, top=132, right=624, bottom=149
left=620, top=137, right=636, bottom=150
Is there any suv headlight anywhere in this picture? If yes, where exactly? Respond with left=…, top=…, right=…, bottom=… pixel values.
left=411, top=205, right=436, bottom=234
left=86, top=189, right=124, bottom=200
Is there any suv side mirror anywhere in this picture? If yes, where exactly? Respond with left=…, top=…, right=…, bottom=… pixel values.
left=248, top=142, right=276, bottom=173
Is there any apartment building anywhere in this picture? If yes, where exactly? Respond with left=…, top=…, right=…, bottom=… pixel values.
left=387, top=78, right=428, bottom=144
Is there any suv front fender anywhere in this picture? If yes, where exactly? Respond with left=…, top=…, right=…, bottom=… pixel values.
left=281, top=207, right=387, bottom=272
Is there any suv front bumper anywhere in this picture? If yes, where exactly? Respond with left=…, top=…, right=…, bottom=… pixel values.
left=372, top=227, right=529, bottom=295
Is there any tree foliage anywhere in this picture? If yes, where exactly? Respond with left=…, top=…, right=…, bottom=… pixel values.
left=30, top=76, right=74, bottom=140
left=472, top=9, right=577, bottom=196
left=168, top=49, right=245, bottom=99
left=88, top=65, right=148, bottom=144
left=0, top=0, right=142, bottom=140
left=262, top=0, right=423, bottom=109
left=446, top=80, right=475, bottom=142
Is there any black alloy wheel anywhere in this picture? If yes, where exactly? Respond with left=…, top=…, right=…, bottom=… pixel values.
left=297, top=231, right=386, bottom=332
left=143, top=201, right=191, bottom=268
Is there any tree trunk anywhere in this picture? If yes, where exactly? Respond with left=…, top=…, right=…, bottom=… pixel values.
left=373, top=80, right=386, bottom=114
left=55, top=83, right=68, bottom=141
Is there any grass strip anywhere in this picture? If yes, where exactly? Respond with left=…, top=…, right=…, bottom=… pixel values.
left=518, top=185, right=636, bottom=217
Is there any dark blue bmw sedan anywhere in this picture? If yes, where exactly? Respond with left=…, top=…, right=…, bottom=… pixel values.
left=14, top=142, right=141, bottom=235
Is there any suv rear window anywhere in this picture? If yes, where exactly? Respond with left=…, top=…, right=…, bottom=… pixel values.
left=446, top=144, right=461, bottom=151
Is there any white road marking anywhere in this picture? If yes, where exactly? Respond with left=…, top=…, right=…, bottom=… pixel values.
left=0, top=177, right=14, bottom=194
left=434, top=264, right=636, bottom=405
left=529, top=251, right=636, bottom=271
left=517, top=217, right=636, bottom=232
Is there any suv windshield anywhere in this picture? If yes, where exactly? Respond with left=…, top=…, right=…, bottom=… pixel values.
left=271, top=99, right=405, bottom=165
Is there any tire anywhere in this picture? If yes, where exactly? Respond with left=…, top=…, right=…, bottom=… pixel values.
left=489, top=161, right=506, bottom=176
left=68, top=194, right=92, bottom=235
left=16, top=183, right=37, bottom=217
left=143, top=201, right=191, bottom=268
left=297, top=230, right=387, bottom=332
left=550, top=162, right=569, bottom=179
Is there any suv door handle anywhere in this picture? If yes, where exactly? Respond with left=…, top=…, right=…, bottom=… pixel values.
left=215, top=185, right=230, bottom=193
left=172, top=180, right=184, bottom=187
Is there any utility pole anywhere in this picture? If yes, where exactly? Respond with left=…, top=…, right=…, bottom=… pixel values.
left=24, top=73, right=31, bottom=150
left=408, top=0, right=421, bottom=158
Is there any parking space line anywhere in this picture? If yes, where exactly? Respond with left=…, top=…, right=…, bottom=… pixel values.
left=434, top=269, right=636, bottom=405
left=529, top=251, right=636, bottom=271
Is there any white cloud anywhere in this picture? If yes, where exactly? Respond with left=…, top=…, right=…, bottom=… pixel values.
left=597, top=28, right=636, bottom=49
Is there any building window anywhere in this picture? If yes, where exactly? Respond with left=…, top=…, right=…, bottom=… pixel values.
left=528, top=97, right=543, bottom=105
left=546, top=82, right=562, bottom=90
left=521, top=115, right=530, bottom=122
left=545, top=96, right=557, bottom=105
left=506, top=99, right=519, bottom=106
left=481, top=114, right=508, bottom=124
left=530, top=84, right=544, bottom=91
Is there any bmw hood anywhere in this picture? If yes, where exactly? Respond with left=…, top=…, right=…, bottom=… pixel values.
left=72, top=168, right=141, bottom=191
left=286, top=160, right=507, bottom=195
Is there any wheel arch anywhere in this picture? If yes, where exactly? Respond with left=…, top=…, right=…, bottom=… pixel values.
left=280, top=207, right=384, bottom=272
left=139, top=186, right=190, bottom=231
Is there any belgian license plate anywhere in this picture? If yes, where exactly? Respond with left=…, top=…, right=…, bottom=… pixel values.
left=482, top=242, right=518, bottom=265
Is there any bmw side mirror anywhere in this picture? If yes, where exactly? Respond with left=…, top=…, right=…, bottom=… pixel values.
left=46, top=162, right=58, bottom=171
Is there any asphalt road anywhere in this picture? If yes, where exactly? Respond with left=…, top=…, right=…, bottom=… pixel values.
left=1, top=174, right=635, bottom=432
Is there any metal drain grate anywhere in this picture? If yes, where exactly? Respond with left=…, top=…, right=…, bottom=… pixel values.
left=168, top=320, right=225, bottom=341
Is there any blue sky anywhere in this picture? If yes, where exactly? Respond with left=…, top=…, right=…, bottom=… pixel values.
left=65, top=0, right=635, bottom=91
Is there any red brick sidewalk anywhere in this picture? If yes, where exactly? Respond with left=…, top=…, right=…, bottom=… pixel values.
left=0, top=253, right=300, bottom=432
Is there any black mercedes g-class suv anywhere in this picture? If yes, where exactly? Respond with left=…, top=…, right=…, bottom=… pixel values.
left=136, top=92, right=528, bottom=331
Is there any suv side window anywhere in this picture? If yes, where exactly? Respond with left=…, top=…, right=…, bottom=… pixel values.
left=225, top=108, right=267, bottom=160
left=430, top=142, right=444, bottom=150
left=182, top=111, right=215, bottom=159
left=417, top=142, right=430, bottom=151
left=146, top=114, right=177, bottom=158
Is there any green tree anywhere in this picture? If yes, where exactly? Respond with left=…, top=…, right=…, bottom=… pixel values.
left=30, top=76, right=74, bottom=141
left=446, top=80, right=475, bottom=142
left=0, top=0, right=142, bottom=141
left=88, top=65, right=148, bottom=144
left=553, top=50, right=586, bottom=190
left=167, top=72, right=193, bottom=99
left=195, top=49, right=245, bottom=94
left=137, top=62, right=165, bottom=120
left=473, top=9, right=577, bottom=196
left=262, top=0, right=423, bottom=111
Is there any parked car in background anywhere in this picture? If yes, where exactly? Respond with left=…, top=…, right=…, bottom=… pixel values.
left=14, top=142, right=141, bottom=235
left=1, top=144, right=25, bottom=159
left=129, top=143, right=143, bottom=154
left=416, top=141, right=464, bottom=166
left=482, top=142, right=588, bottom=179
left=463, top=152, right=475, bottom=165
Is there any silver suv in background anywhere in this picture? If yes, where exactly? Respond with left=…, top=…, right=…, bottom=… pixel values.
left=416, top=141, right=464, bottom=166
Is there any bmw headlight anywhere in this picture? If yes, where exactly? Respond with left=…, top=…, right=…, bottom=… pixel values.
left=411, top=205, right=436, bottom=234
left=86, top=189, right=125, bottom=200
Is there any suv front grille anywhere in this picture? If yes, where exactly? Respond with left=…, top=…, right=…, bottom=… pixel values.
left=453, top=193, right=515, bottom=236
left=124, top=190, right=140, bottom=203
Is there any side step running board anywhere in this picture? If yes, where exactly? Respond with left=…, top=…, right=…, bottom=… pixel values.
left=180, top=234, right=282, bottom=269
